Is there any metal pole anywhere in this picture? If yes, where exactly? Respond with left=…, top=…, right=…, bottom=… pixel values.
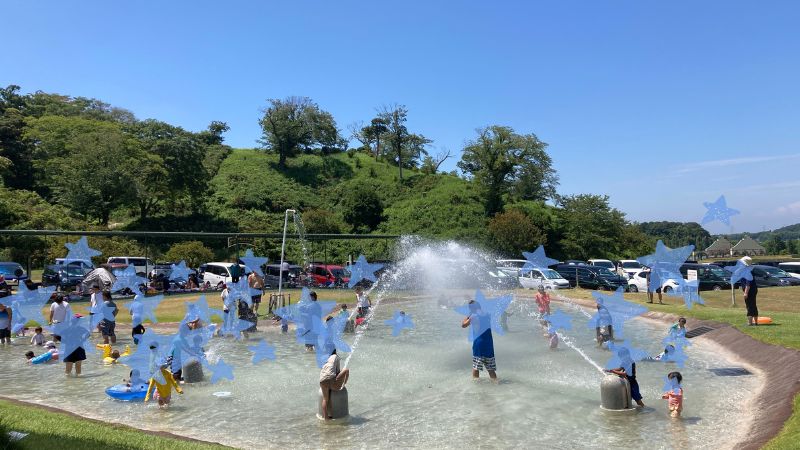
left=731, top=285, right=735, bottom=307
left=278, top=209, right=296, bottom=298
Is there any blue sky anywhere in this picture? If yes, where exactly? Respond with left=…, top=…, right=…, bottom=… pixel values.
left=3, top=1, right=799, bottom=234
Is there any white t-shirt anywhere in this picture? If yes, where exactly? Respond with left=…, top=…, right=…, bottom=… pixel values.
left=50, top=301, right=70, bottom=323
left=129, top=301, right=143, bottom=325
left=319, top=354, right=340, bottom=382
left=31, top=333, right=45, bottom=345
left=357, top=293, right=370, bottom=308
left=90, top=291, right=102, bottom=309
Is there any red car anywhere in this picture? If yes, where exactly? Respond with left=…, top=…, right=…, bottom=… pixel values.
left=306, top=264, right=350, bottom=287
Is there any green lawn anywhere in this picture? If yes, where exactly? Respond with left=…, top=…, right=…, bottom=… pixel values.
left=550, top=286, right=800, bottom=449
left=0, top=399, right=227, bottom=450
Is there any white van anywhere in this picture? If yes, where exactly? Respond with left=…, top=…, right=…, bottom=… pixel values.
left=588, top=259, right=616, bottom=271
left=106, top=256, right=154, bottom=278
left=199, top=262, right=246, bottom=287
left=519, top=267, right=571, bottom=290
left=778, top=262, right=800, bottom=279
left=616, top=259, right=644, bottom=278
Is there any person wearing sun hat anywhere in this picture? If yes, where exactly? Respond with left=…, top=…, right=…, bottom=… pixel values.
left=739, top=256, right=759, bottom=326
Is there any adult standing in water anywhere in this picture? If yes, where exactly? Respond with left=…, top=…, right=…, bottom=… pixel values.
left=461, top=300, right=497, bottom=380
left=248, top=270, right=264, bottom=315
left=740, top=257, right=759, bottom=326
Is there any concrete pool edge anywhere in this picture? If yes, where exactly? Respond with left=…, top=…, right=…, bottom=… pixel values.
left=0, top=395, right=231, bottom=448
left=554, top=293, right=800, bottom=450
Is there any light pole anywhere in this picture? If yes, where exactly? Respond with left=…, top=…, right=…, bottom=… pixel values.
left=278, top=209, right=296, bottom=299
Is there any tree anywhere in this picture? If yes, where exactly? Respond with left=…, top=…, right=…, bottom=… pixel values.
left=378, top=106, right=430, bottom=181
left=164, top=241, right=215, bottom=268
left=488, top=210, right=547, bottom=257
left=458, top=125, right=558, bottom=216
left=0, top=85, right=33, bottom=189
left=420, top=148, right=453, bottom=174
left=301, top=208, right=346, bottom=234
left=556, top=194, right=627, bottom=260
left=258, top=97, right=343, bottom=167
left=48, top=130, right=139, bottom=224
left=338, top=182, right=384, bottom=232
left=764, top=235, right=787, bottom=255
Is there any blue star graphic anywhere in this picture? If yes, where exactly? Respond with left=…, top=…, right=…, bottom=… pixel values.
left=125, top=294, right=164, bottom=327
left=184, top=295, right=224, bottom=323
left=248, top=339, right=276, bottom=364
left=637, top=240, right=694, bottom=292
left=663, top=375, right=682, bottom=395
left=314, top=315, right=351, bottom=367
left=89, top=300, right=118, bottom=329
left=454, top=290, right=513, bottom=342
left=674, top=278, right=705, bottom=309
left=172, top=325, right=211, bottom=366
left=346, top=255, right=383, bottom=288
left=169, top=260, right=192, bottom=282
left=275, top=288, right=336, bottom=346
left=119, top=329, right=174, bottom=383
left=520, top=245, right=559, bottom=274
left=605, top=340, right=648, bottom=375
left=0, top=283, right=54, bottom=327
left=52, top=316, right=94, bottom=362
left=384, top=310, right=414, bottom=337
left=701, top=195, right=740, bottom=226
left=588, top=288, right=647, bottom=338
left=207, top=358, right=234, bottom=384
left=226, top=278, right=260, bottom=307
left=111, top=265, right=148, bottom=295
left=63, top=236, right=100, bottom=266
left=725, top=260, right=753, bottom=284
left=662, top=327, right=691, bottom=348
left=659, top=344, right=688, bottom=367
left=543, top=309, right=572, bottom=334
left=239, top=249, right=269, bottom=277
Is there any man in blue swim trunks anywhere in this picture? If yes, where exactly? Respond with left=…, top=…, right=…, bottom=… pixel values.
left=461, top=300, right=497, bottom=380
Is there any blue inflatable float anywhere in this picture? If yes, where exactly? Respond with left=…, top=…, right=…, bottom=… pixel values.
left=30, top=352, right=53, bottom=365
left=105, top=384, right=147, bottom=402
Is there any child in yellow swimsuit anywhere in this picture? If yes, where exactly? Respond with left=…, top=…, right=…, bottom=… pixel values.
left=145, top=366, right=183, bottom=407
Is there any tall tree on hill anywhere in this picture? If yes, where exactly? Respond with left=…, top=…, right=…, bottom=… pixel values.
left=458, top=125, right=557, bottom=216
left=258, top=97, right=343, bottom=168
left=0, top=85, right=31, bottom=189
left=556, top=194, right=627, bottom=260
left=378, top=105, right=430, bottom=181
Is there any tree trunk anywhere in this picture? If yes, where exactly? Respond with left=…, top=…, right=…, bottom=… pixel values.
left=397, top=146, right=403, bottom=181
left=375, top=135, right=381, bottom=161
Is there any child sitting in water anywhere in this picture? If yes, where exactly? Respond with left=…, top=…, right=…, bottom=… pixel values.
left=30, top=326, right=45, bottom=346
left=661, top=371, right=684, bottom=418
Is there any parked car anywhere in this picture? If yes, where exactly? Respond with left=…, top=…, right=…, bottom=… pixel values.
left=306, top=264, right=350, bottom=287
left=264, top=263, right=301, bottom=288
left=199, top=262, right=246, bottom=287
left=750, top=265, right=800, bottom=287
left=678, top=263, right=733, bottom=291
left=588, top=259, right=615, bottom=271
left=54, top=258, right=93, bottom=274
left=106, top=256, right=155, bottom=278
left=519, top=267, right=571, bottom=290
left=554, top=264, right=628, bottom=291
left=487, top=268, right=520, bottom=289
left=616, top=260, right=644, bottom=278
left=563, top=260, right=588, bottom=266
left=627, top=270, right=680, bottom=293
left=0, top=262, right=27, bottom=286
left=41, top=264, right=85, bottom=291
left=777, top=262, right=800, bottom=279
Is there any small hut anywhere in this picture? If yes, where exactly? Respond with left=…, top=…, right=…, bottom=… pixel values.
left=731, top=235, right=767, bottom=256
left=705, top=237, right=733, bottom=258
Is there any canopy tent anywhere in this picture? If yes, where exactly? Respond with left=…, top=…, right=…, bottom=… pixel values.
left=81, top=267, right=116, bottom=291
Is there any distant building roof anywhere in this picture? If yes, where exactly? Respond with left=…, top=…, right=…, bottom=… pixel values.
left=731, top=235, right=766, bottom=252
left=705, top=237, right=732, bottom=253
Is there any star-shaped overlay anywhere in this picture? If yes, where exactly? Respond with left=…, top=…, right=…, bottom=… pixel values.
left=384, top=310, right=414, bottom=337
left=275, top=288, right=336, bottom=346
left=119, top=329, right=174, bottom=384
left=239, top=249, right=269, bottom=277
left=248, top=339, right=276, bottom=364
left=126, top=294, right=164, bottom=327
left=637, top=240, right=694, bottom=293
left=701, top=195, right=740, bottom=226
left=314, top=315, right=351, bottom=367
left=207, top=359, right=234, bottom=384
left=454, top=290, right=513, bottom=342
left=605, top=340, right=648, bottom=375
left=112, top=265, right=148, bottom=295
left=63, top=236, right=100, bottom=266
left=520, top=245, right=559, bottom=275
left=169, top=260, right=192, bottom=282
left=725, top=260, right=754, bottom=285
left=0, top=283, right=54, bottom=327
left=543, top=309, right=572, bottom=334
left=52, top=316, right=94, bottom=362
left=588, top=288, right=647, bottom=338
left=663, top=375, right=682, bottom=395
left=346, top=255, right=383, bottom=288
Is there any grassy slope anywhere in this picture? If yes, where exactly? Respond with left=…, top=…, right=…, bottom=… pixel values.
left=555, top=286, right=800, bottom=449
left=0, top=399, right=227, bottom=450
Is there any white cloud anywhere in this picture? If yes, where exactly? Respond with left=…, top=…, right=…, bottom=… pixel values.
left=674, top=154, right=800, bottom=174
left=776, top=201, right=800, bottom=215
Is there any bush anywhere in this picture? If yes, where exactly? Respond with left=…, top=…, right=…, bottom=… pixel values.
left=488, top=210, right=546, bottom=257
left=164, top=241, right=214, bottom=267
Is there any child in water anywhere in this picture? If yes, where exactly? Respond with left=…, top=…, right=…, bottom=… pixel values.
left=145, top=365, right=183, bottom=408
left=662, top=371, right=684, bottom=418
left=30, top=326, right=45, bottom=346
left=461, top=300, right=497, bottom=380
